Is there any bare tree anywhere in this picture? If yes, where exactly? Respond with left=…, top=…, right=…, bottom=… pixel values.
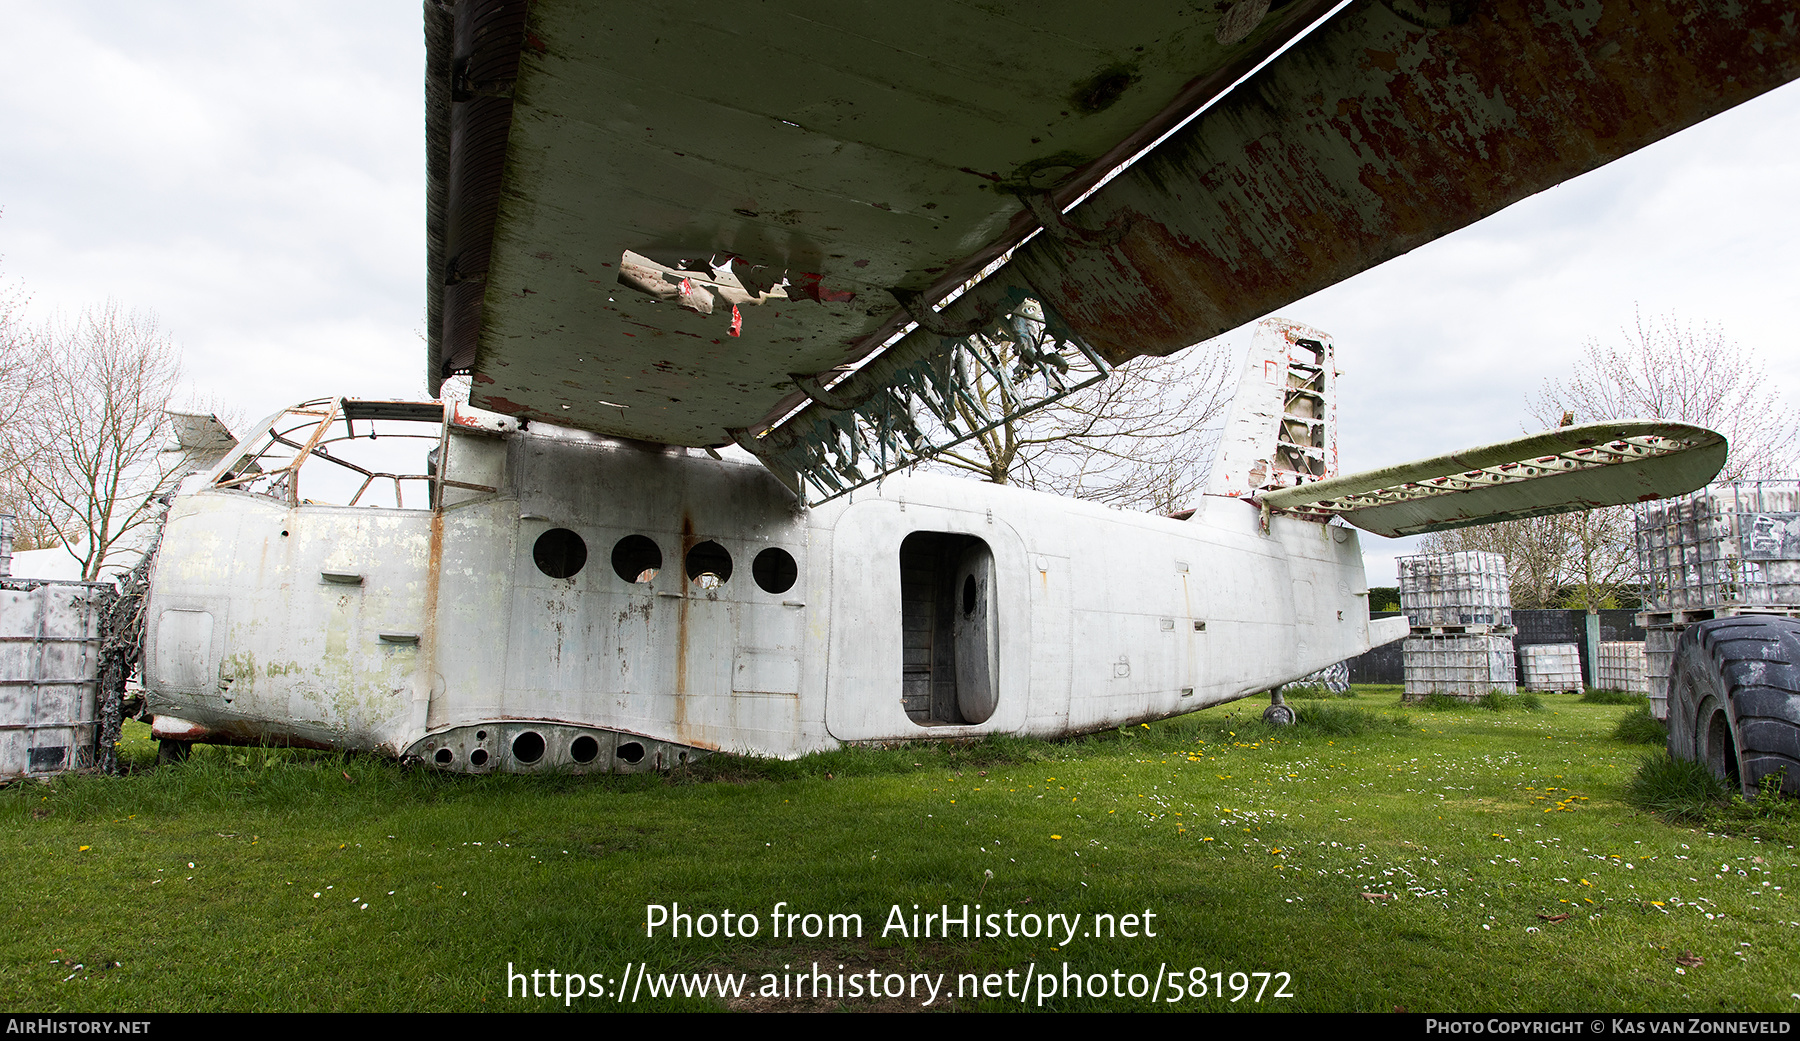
left=1420, top=513, right=1576, bottom=609
left=7, top=302, right=186, bottom=580
left=1423, top=310, right=1791, bottom=610
left=1530, top=309, right=1796, bottom=480
left=0, top=270, right=46, bottom=547
left=924, top=343, right=1233, bottom=515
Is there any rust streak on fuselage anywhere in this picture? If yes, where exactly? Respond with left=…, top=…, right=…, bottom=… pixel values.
left=673, top=511, right=695, bottom=743
left=421, top=509, right=445, bottom=731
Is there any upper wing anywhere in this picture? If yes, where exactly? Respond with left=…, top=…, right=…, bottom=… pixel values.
left=425, top=1, right=1798, bottom=498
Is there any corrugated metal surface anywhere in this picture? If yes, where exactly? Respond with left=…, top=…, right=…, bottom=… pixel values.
left=0, top=579, right=107, bottom=778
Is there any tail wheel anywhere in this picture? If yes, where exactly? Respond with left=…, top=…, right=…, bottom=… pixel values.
left=1666, top=617, right=1800, bottom=797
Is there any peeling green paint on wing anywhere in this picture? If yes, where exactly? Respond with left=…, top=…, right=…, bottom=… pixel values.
left=1261, top=421, right=1728, bottom=538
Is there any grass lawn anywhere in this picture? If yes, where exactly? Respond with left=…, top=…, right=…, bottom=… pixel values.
left=4, top=690, right=1795, bottom=1012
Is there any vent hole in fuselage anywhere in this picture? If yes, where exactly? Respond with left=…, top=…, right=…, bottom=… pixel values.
left=616, top=741, right=646, bottom=765
left=570, top=735, right=599, bottom=763
left=513, top=731, right=546, bottom=764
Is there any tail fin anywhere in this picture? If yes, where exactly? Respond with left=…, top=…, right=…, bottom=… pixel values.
left=1260, top=421, right=1726, bottom=538
left=1206, top=318, right=1336, bottom=498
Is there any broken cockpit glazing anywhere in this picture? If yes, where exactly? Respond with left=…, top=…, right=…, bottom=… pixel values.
left=210, top=398, right=510, bottom=510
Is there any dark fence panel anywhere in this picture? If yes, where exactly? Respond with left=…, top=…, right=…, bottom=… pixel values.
left=1346, top=611, right=1405, bottom=684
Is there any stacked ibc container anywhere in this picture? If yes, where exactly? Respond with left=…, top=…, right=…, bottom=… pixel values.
left=1636, top=481, right=1800, bottom=718
left=1597, top=642, right=1648, bottom=693
left=1518, top=643, right=1583, bottom=692
left=1512, top=610, right=1582, bottom=693
left=1399, top=552, right=1516, bottom=701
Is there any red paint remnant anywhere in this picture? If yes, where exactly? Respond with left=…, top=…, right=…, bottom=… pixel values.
left=533, top=251, right=554, bottom=260
left=152, top=717, right=212, bottom=741
left=1363, top=49, right=1399, bottom=72
left=524, top=30, right=547, bottom=53
left=476, top=396, right=532, bottom=415
left=473, top=373, right=495, bottom=384
left=958, top=166, right=1002, bottom=182
left=729, top=304, right=743, bottom=337
left=791, top=272, right=856, bottom=303
left=853, top=259, right=870, bottom=268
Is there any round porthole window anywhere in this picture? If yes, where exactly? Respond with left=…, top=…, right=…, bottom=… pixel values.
left=611, top=534, right=662, bottom=583
left=685, top=540, right=732, bottom=588
left=533, top=528, right=587, bottom=579
left=752, top=547, right=798, bottom=594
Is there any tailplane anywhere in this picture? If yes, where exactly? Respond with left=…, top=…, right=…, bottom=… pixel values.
left=1259, top=421, right=1727, bottom=537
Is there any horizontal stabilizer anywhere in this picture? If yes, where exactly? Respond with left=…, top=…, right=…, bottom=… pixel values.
left=1259, top=422, right=1726, bottom=538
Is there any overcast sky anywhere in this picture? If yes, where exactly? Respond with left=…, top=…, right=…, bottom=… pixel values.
left=3, top=2, right=1795, bottom=585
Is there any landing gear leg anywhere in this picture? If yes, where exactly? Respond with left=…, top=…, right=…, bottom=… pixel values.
left=1263, top=689, right=1295, bottom=727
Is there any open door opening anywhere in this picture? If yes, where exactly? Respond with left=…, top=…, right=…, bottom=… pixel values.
left=900, top=532, right=998, bottom=726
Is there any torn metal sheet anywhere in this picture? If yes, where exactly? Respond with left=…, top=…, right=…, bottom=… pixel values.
left=1208, top=318, right=1337, bottom=499
left=1260, top=421, right=1728, bottom=537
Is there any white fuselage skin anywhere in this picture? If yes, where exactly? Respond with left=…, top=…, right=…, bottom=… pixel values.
left=143, top=421, right=1401, bottom=773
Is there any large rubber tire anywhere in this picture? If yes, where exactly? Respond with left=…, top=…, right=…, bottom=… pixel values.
left=1666, top=617, right=1800, bottom=798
